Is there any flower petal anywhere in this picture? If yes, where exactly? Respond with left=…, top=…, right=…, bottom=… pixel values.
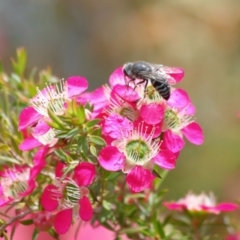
left=163, top=202, right=184, bottom=211
left=18, top=107, right=42, bottom=131
left=182, top=122, right=204, bottom=145
left=167, top=89, right=190, bottom=110
left=164, top=130, right=185, bottom=153
left=79, top=196, right=93, bottom=221
left=41, top=185, right=59, bottom=211
left=30, top=147, right=47, bottom=179
left=55, top=161, right=66, bottom=178
left=20, top=180, right=35, bottom=197
left=133, top=118, right=161, bottom=138
left=126, top=166, right=154, bottom=192
left=74, top=162, right=96, bottom=187
left=32, top=121, right=51, bottom=137
left=113, top=85, right=140, bottom=102
left=165, top=67, right=184, bottom=83
left=54, top=209, right=73, bottom=234
left=109, top=67, right=125, bottom=86
left=185, top=102, right=196, bottom=116
left=210, top=203, right=238, bottom=212
left=153, top=149, right=178, bottom=170
left=98, top=146, right=125, bottom=171
left=103, top=114, right=133, bottom=139
left=19, top=135, right=42, bottom=151
left=80, top=86, right=108, bottom=113
left=67, top=76, right=88, bottom=98
left=140, top=103, right=164, bottom=125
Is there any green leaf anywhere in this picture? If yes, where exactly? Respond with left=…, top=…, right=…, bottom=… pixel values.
left=85, top=119, right=100, bottom=128
left=88, top=135, right=106, bottom=146
left=32, top=228, right=39, bottom=240
left=10, top=224, right=16, bottom=240
left=79, top=136, right=89, bottom=154
left=20, top=219, right=33, bottom=226
left=90, top=145, right=97, bottom=157
left=45, top=121, right=62, bottom=130
left=98, top=221, right=114, bottom=231
left=102, top=200, right=114, bottom=211
left=76, top=104, right=86, bottom=124
left=120, top=226, right=147, bottom=234
left=3, top=231, right=9, bottom=240
left=48, top=228, right=59, bottom=239
left=54, top=149, right=74, bottom=164
left=0, top=144, right=10, bottom=152
left=152, top=169, right=162, bottom=179
left=47, top=109, right=65, bottom=129
left=0, top=61, right=3, bottom=73
left=11, top=48, right=27, bottom=76
left=90, top=127, right=102, bottom=136
left=0, top=156, right=19, bottom=164
left=65, top=127, right=79, bottom=138
left=154, top=220, right=165, bottom=238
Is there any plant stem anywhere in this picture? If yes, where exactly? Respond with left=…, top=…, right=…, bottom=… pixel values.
left=0, top=209, right=33, bottom=234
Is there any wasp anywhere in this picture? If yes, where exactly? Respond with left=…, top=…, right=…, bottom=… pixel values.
left=123, top=61, right=177, bottom=100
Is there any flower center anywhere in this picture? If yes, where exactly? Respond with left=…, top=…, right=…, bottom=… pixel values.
left=125, top=139, right=151, bottom=165
left=146, top=85, right=158, bottom=100
left=55, top=179, right=81, bottom=209
left=1, top=169, right=29, bottom=199
left=164, top=109, right=180, bottom=130
left=119, top=107, right=137, bottom=121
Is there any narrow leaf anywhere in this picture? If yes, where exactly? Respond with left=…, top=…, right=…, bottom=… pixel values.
left=88, top=135, right=106, bottom=146
left=76, top=105, right=85, bottom=124
left=85, top=119, right=100, bottom=128
left=32, top=228, right=39, bottom=240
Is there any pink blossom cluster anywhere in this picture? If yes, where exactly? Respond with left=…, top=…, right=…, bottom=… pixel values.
left=0, top=64, right=204, bottom=234
left=97, top=66, right=204, bottom=192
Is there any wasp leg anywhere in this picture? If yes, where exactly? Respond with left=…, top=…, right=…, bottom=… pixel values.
left=125, top=77, right=135, bottom=88
left=143, top=79, right=149, bottom=97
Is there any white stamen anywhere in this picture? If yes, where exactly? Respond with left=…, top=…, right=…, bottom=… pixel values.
left=1, top=168, right=30, bottom=198
left=33, top=128, right=58, bottom=146
left=30, top=80, right=68, bottom=116
left=51, top=178, right=81, bottom=209
left=115, top=123, right=160, bottom=166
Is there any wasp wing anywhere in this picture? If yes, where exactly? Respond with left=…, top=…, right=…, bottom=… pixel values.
left=146, top=63, right=181, bottom=85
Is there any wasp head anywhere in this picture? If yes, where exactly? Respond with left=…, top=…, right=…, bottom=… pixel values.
left=123, top=62, right=134, bottom=79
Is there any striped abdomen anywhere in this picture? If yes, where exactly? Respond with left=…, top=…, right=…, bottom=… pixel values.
left=151, top=79, right=170, bottom=100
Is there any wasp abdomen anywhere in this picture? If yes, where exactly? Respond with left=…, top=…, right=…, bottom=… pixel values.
left=151, top=79, right=170, bottom=100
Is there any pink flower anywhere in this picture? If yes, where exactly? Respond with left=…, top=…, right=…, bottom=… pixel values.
left=103, top=114, right=133, bottom=139
left=41, top=162, right=96, bottom=234
left=0, top=147, right=47, bottom=206
left=98, top=122, right=177, bottom=192
left=32, top=211, right=54, bottom=231
left=164, top=192, right=238, bottom=215
left=77, top=86, right=108, bottom=118
left=0, top=148, right=46, bottom=206
left=18, top=76, right=88, bottom=151
left=226, top=233, right=240, bottom=240
left=162, top=92, right=204, bottom=152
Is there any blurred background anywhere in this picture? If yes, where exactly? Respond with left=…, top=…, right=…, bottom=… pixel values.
left=0, top=0, right=240, bottom=238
